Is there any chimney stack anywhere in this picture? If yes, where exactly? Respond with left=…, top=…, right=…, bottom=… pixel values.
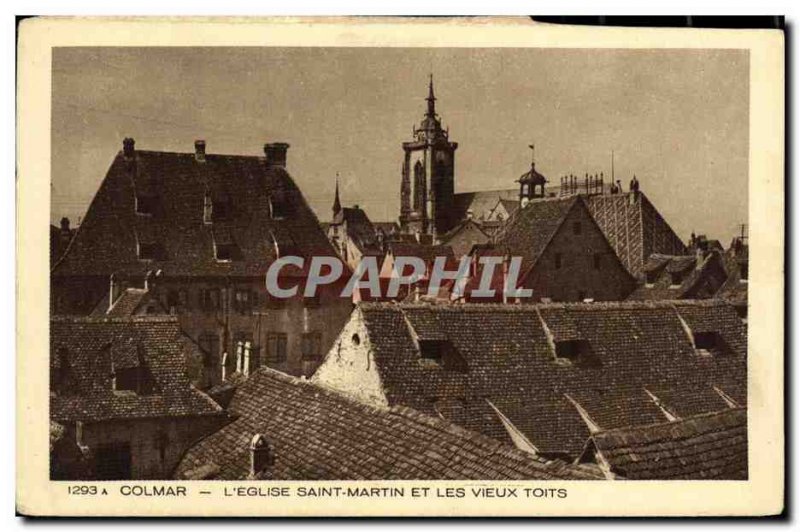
left=249, top=434, right=272, bottom=477
left=264, top=142, right=290, bottom=169
left=194, top=140, right=206, bottom=162
left=123, top=137, right=135, bottom=159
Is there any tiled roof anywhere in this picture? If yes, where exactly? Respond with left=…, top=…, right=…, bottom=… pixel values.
left=175, top=368, right=601, bottom=480
left=492, top=196, right=579, bottom=270
left=50, top=316, right=223, bottom=422
left=586, top=408, right=747, bottom=480
left=452, top=189, right=518, bottom=222
left=386, top=242, right=456, bottom=265
left=587, top=192, right=686, bottom=279
left=52, top=147, right=338, bottom=278
left=351, top=300, right=746, bottom=457
left=629, top=252, right=729, bottom=301
left=717, top=248, right=748, bottom=309
left=105, top=288, right=150, bottom=317
left=334, top=207, right=382, bottom=255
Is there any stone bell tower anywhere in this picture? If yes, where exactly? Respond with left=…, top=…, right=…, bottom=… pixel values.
left=399, top=75, right=458, bottom=238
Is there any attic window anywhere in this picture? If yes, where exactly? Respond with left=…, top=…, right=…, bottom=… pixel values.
left=114, top=367, right=141, bottom=393
left=136, top=194, right=157, bottom=216
left=554, top=340, right=600, bottom=368
left=645, top=270, right=660, bottom=285
left=669, top=271, right=684, bottom=287
left=693, top=332, right=729, bottom=357
left=739, top=262, right=748, bottom=282
left=418, top=339, right=468, bottom=372
left=215, top=243, right=236, bottom=262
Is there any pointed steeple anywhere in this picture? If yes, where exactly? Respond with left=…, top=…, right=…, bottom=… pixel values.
left=332, top=173, right=341, bottom=217
left=426, top=73, right=436, bottom=117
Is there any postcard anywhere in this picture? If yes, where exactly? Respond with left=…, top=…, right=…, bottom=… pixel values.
left=16, top=16, right=784, bottom=517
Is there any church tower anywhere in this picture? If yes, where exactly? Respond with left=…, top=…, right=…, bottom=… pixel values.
left=399, top=75, right=458, bottom=237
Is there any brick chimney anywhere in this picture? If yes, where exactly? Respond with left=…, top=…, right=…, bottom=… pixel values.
left=264, top=143, right=290, bottom=169
left=123, top=137, right=135, bottom=159
left=194, top=140, right=206, bottom=163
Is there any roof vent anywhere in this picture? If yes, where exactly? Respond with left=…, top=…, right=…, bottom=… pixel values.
left=194, top=140, right=206, bottom=163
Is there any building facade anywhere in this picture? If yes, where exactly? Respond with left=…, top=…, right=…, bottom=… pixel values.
left=51, top=139, right=353, bottom=386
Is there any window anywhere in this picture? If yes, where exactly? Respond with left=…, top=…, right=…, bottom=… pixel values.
left=693, top=332, right=729, bottom=357
left=136, top=194, right=157, bottom=216
left=351, top=333, right=361, bottom=346
left=266, top=332, right=288, bottom=364
left=234, top=289, right=253, bottom=314
left=593, top=253, right=601, bottom=270
left=215, top=243, right=236, bottom=262
left=114, top=367, right=141, bottom=392
left=138, top=242, right=162, bottom=261
left=554, top=253, right=563, bottom=269
left=301, top=332, right=322, bottom=361
left=739, top=262, right=748, bottom=281
left=198, top=333, right=219, bottom=368
left=200, top=288, right=220, bottom=312
left=418, top=339, right=468, bottom=372
left=669, top=271, right=684, bottom=287
left=166, top=290, right=180, bottom=314
left=645, top=270, right=660, bottom=285
left=554, top=340, right=600, bottom=368
left=572, top=222, right=582, bottom=235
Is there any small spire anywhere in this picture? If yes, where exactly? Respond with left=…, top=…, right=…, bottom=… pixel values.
left=332, top=173, right=341, bottom=216
left=426, top=73, right=436, bottom=117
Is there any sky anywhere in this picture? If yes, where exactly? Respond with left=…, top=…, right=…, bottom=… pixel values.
left=51, top=47, right=749, bottom=242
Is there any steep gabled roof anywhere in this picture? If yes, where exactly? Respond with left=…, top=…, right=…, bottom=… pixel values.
left=491, top=195, right=580, bottom=271
left=334, top=207, right=382, bottom=255
left=583, top=408, right=747, bottom=480
left=52, top=147, right=337, bottom=278
left=175, top=368, right=601, bottom=480
left=586, top=192, right=686, bottom=279
left=348, top=300, right=746, bottom=457
left=50, top=316, right=222, bottom=422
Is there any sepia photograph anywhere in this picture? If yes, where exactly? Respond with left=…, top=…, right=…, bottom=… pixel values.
left=16, top=16, right=784, bottom=517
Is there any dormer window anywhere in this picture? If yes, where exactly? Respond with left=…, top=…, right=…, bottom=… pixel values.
left=215, top=243, right=235, bottom=262
left=693, top=331, right=729, bottom=357
left=555, top=339, right=601, bottom=368
left=135, top=194, right=157, bottom=216
left=645, top=270, right=659, bottom=285
left=739, top=262, right=748, bottom=282
left=212, top=198, right=232, bottom=221
left=418, top=339, right=468, bottom=372
left=669, top=271, right=684, bottom=287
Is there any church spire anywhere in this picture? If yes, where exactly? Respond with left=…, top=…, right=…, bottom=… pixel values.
left=332, top=173, right=341, bottom=217
left=426, top=73, right=436, bottom=117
